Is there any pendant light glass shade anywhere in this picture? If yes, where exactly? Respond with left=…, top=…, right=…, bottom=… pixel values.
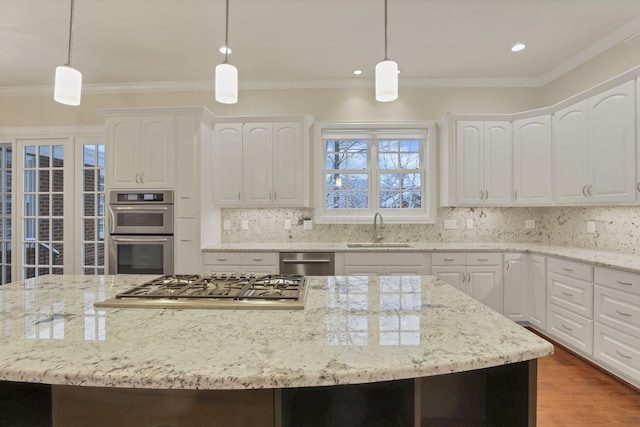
left=215, top=62, right=238, bottom=104
left=54, top=65, right=82, bottom=106
left=375, top=59, right=398, bottom=102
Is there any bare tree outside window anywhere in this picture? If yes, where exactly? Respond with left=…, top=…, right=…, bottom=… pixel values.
left=325, top=140, right=369, bottom=209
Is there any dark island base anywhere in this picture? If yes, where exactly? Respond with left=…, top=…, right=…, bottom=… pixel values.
left=0, top=360, right=536, bottom=427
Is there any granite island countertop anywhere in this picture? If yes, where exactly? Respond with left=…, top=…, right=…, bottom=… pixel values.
left=0, top=274, right=552, bottom=390
left=203, top=242, right=640, bottom=274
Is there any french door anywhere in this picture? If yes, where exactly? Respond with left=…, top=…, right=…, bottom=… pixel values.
left=10, top=136, right=105, bottom=281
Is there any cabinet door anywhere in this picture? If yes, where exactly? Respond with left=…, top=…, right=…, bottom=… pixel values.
left=468, top=265, right=503, bottom=313
left=588, top=80, right=636, bottom=203
left=213, top=123, right=243, bottom=206
left=528, top=254, right=546, bottom=330
left=504, top=253, right=527, bottom=321
left=455, top=121, right=483, bottom=205
left=107, top=116, right=140, bottom=188
left=273, top=122, right=304, bottom=206
left=140, top=116, right=174, bottom=188
left=243, top=123, right=274, bottom=206
left=431, top=266, right=466, bottom=293
left=513, top=115, right=553, bottom=205
left=554, top=100, right=590, bottom=204
left=483, top=122, right=512, bottom=205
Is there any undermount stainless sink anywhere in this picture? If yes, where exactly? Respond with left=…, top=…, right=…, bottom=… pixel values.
left=346, top=243, right=412, bottom=248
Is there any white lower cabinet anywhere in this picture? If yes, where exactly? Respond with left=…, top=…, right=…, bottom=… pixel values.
left=594, top=323, right=640, bottom=388
left=545, top=258, right=594, bottom=355
left=202, top=252, right=277, bottom=275
left=547, top=303, right=594, bottom=355
left=343, top=252, right=430, bottom=276
left=593, top=266, right=640, bottom=388
left=431, top=253, right=503, bottom=313
left=504, top=253, right=527, bottom=322
left=527, top=254, right=546, bottom=330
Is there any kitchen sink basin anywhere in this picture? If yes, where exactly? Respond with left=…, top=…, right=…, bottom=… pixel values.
left=346, top=243, right=412, bottom=248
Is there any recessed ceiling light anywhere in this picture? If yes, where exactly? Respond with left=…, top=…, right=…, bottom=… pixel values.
left=219, top=46, right=232, bottom=54
left=511, top=43, right=526, bottom=52
left=353, top=69, right=363, bottom=75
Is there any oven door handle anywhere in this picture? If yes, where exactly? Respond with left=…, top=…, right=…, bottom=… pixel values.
left=110, top=237, right=172, bottom=243
left=109, top=206, right=170, bottom=211
left=108, top=207, right=115, bottom=234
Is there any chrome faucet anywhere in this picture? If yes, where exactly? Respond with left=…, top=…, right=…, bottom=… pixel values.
left=373, top=212, right=384, bottom=243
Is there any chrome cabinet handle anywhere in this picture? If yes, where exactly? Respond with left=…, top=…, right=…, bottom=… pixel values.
left=582, top=185, right=587, bottom=197
left=637, top=182, right=640, bottom=193
left=443, top=258, right=455, bottom=262
left=514, top=189, right=517, bottom=200
left=135, top=173, right=139, bottom=184
left=562, top=267, right=574, bottom=272
left=587, top=185, right=592, bottom=196
left=274, top=191, right=277, bottom=201
left=616, top=350, right=632, bottom=359
left=615, top=309, right=632, bottom=317
left=485, top=190, right=489, bottom=200
left=477, top=258, right=489, bottom=262
left=561, top=324, right=573, bottom=331
left=480, top=190, right=484, bottom=200
left=616, top=280, right=633, bottom=286
left=216, top=258, right=228, bottom=262
left=467, top=272, right=471, bottom=283
left=505, top=259, right=510, bottom=270
left=269, top=191, right=272, bottom=200
left=251, top=258, right=263, bottom=262
left=562, top=291, right=574, bottom=297
left=238, top=192, right=241, bottom=201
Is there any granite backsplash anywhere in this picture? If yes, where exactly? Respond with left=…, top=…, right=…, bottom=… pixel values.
left=218, top=206, right=640, bottom=256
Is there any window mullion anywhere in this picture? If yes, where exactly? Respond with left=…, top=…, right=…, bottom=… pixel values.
left=370, top=139, right=378, bottom=213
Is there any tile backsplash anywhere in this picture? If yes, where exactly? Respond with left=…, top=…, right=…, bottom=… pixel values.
left=219, top=206, right=640, bottom=255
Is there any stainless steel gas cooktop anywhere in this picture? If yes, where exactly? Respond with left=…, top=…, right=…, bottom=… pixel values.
left=94, top=273, right=308, bottom=310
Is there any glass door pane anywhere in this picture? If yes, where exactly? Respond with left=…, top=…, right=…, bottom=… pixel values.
left=81, top=144, right=106, bottom=275
left=0, top=144, right=11, bottom=285
left=22, top=143, right=65, bottom=279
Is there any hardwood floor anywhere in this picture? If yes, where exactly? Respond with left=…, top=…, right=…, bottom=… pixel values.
left=537, top=343, right=640, bottom=426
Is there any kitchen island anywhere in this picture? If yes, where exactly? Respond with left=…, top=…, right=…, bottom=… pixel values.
left=0, top=274, right=552, bottom=426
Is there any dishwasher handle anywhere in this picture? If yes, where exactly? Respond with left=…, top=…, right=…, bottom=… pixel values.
left=282, top=259, right=332, bottom=264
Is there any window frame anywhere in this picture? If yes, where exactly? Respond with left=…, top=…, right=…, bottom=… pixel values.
left=314, top=121, right=436, bottom=224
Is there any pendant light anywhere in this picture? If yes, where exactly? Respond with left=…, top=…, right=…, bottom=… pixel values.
left=375, top=0, right=398, bottom=102
left=215, top=0, right=238, bottom=104
left=54, top=0, right=82, bottom=106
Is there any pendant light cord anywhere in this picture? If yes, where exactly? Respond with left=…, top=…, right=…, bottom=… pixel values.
left=224, top=0, right=230, bottom=64
left=66, top=0, right=75, bottom=66
left=384, top=0, right=388, bottom=60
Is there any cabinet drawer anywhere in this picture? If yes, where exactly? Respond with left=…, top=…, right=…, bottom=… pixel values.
left=204, top=265, right=277, bottom=275
left=595, top=285, right=640, bottom=337
left=344, top=252, right=424, bottom=266
left=465, top=252, right=502, bottom=266
left=548, top=258, right=593, bottom=282
left=595, top=267, right=640, bottom=296
left=594, top=323, right=640, bottom=384
left=548, top=272, right=593, bottom=319
left=240, top=252, right=277, bottom=265
left=202, top=252, right=241, bottom=265
left=547, top=304, right=594, bottom=355
left=431, top=253, right=465, bottom=266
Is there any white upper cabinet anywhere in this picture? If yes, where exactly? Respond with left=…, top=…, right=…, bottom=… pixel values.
left=554, top=81, right=636, bottom=204
left=554, top=100, right=590, bottom=203
left=212, top=118, right=310, bottom=207
left=105, top=114, right=174, bottom=189
left=213, top=123, right=243, bottom=206
left=455, top=121, right=511, bottom=205
left=513, top=115, right=553, bottom=205
left=243, top=123, right=274, bottom=206
left=588, top=80, right=636, bottom=203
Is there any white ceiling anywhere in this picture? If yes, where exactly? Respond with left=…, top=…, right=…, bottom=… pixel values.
left=3, top=0, right=640, bottom=93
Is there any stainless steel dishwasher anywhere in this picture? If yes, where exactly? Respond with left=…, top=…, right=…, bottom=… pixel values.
left=279, top=252, right=335, bottom=275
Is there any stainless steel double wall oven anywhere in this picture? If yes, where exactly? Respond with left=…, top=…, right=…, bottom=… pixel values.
left=107, top=190, right=174, bottom=274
